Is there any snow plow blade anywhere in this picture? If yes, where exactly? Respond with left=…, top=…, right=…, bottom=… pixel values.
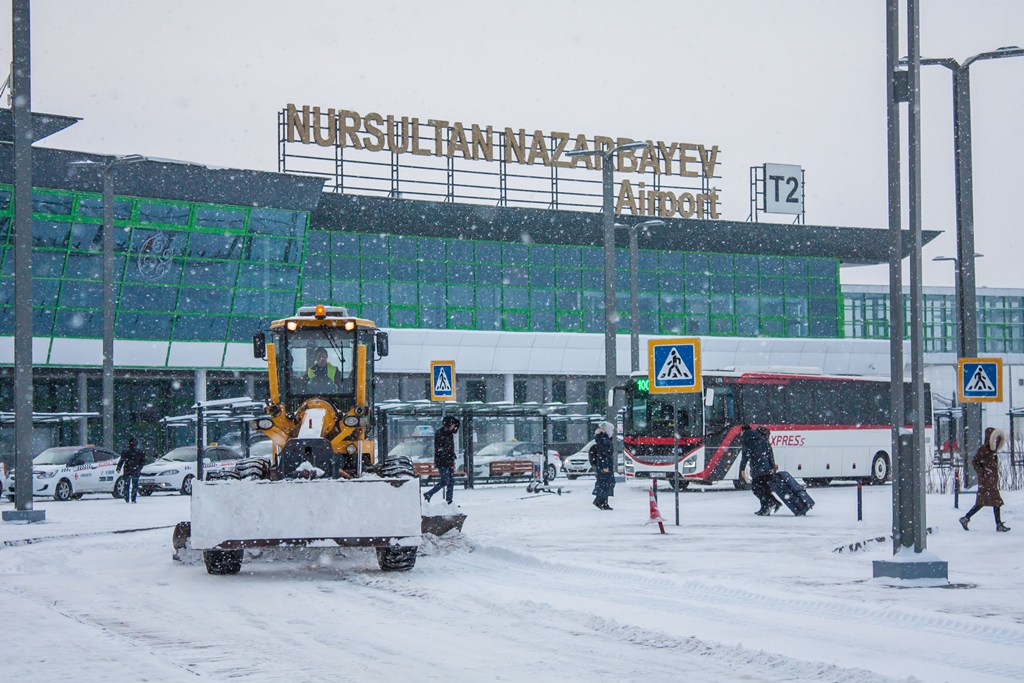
left=421, top=513, right=467, bottom=536
left=190, top=477, right=422, bottom=550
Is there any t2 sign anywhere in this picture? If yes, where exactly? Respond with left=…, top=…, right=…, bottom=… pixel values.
left=763, top=163, right=803, bottom=216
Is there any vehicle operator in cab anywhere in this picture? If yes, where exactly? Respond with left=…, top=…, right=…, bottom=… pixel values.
left=306, top=347, right=341, bottom=393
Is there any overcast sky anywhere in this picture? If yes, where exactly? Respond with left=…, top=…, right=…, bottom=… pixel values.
left=3, top=0, right=1022, bottom=289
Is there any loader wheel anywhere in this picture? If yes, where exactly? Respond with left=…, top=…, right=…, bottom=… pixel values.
left=204, top=549, right=243, bottom=575
left=376, top=546, right=417, bottom=572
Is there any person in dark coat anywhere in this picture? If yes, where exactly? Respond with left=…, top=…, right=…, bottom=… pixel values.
left=592, top=421, right=616, bottom=510
left=960, top=427, right=1009, bottom=532
left=424, top=415, right=460, bottom=504
left=116, top=437, right=146, bottom=504
left=738, top=425, right=780, bottom=515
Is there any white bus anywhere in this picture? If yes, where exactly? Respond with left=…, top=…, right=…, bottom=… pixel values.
left=622, top=370, right=932, bottom=488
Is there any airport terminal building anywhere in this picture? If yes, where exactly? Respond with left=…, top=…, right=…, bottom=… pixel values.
left=1, top=108, right=1021, bottom=455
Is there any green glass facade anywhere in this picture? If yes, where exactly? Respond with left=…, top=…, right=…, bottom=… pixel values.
left=0, top=183, right=844, bottom=341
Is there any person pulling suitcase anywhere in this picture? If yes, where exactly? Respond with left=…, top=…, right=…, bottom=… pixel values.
left=739, top=425, right=781, bottom=516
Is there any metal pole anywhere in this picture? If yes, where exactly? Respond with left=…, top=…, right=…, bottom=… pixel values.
left=629, top=226, right=640, bottom=373
left=8, top=0, right=40, bottom=521
left=673, top=394, right=680, bottom=526
left=77, top=372, right=88, bottom=445
left=195, top=405, right=204, bottom=482
left=907, top=0, right=928, bottom=554
left=885, top=0, right=905, bottom=552
left=602, top=150, right=617, bottom=427
left=102, top=166, right=115, bottom=451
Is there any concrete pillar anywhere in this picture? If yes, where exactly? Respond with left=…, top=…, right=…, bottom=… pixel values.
left=504, top=373, right=515, bottom=440
left=244, top=374, right=255, bottom=399
left=77, top=372, right=88, bottom=446
left=195, top=369, right=207, bottom=446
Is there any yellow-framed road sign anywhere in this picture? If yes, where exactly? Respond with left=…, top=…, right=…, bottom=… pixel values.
left=958, top=357, right=1002, bottom=403
left=647, top=338, right=702, bottom=394
left=430, top=360, right=456, bottom=401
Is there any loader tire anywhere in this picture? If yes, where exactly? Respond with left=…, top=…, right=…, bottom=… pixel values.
left=204, top=549, right=243, bottom=575
left=376, top=546, right=417, bottom=572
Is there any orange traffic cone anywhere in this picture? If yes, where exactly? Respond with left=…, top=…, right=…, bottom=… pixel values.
left=648, top=480, right=666, bottom=534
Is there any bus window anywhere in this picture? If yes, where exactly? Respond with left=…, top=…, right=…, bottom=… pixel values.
left=704, top=387, right=734, bottom=432
left=629, top=394, right=700, bottom=438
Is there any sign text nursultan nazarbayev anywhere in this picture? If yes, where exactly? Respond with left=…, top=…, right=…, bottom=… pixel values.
left=285, top=104, right=723, bottom=220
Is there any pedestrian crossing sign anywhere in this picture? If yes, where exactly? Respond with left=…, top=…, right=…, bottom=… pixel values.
left=958, top=358, right=1002, bottom=403
left=647, top=338, right=701, bottom=394
left=430, top=361, right=456, bottom=401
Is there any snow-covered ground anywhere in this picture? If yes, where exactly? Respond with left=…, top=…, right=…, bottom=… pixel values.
left=1, top=480, right=1021, bottom=682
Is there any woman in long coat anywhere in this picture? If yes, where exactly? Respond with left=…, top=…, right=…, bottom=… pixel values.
left=592, top=421, right=616, bottom=510
left=959, top=427, right=1010, bottom=532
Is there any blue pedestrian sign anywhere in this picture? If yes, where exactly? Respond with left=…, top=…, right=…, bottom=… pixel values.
left=647, top=338, right=702, bottom=394
left=430, top=361, right=456, bottom=401
left=958, top=358, right=1002, bottom=403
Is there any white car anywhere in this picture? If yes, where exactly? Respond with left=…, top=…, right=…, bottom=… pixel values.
left=138, top=445, right=242, bottom=496
left=5, top=446, right=124, bottom=501
left=561, top=440, right=596, bottom=479
left=471, top=441, right=562, bottom=481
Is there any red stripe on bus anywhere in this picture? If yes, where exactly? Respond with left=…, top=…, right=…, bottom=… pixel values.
left=624, top=436, right=702, bottom=446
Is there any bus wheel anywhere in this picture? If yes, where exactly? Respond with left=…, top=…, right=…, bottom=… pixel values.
left=870, top=453, right=891, bottom=485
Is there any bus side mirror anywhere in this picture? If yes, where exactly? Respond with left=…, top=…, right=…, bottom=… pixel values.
left=253, top=332, right=266, bottom=359
left=704, top=388, right=715, bottom=407
left=375, top=331, right=389, bottom=358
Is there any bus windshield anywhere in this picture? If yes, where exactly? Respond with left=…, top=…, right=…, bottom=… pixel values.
left=278, top=327, right=357, bottom=409
left=625, top=384, right=702, bottom=438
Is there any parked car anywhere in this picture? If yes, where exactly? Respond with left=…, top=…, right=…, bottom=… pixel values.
left=561, top=440, right=596, bottom=479
left=472, top=440, right=561, bottom=481
left=138, top=445, right=242, bottom=496
left=5, top=446, right=123, bottom=501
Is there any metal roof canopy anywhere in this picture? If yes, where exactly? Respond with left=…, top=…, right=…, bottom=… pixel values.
left=160, top=397, right=265, bottom=427
left=0, top=411, right=98, bottom=424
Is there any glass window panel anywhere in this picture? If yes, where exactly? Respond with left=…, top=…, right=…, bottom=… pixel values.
left=472, top=308, right=497, bottom=330
left=808, top=258, right=835, bottom=278
left=33, top=279, right=60, bottom=307
left=419, top=261, right=445, bottom=283
left=685, top=274, right=709, bottom=294
left=174, top=315, right=228, bottom=341
left=391, top=283, right=418, bottom=305
left=760, top=276, right=784, bottom=296
left=503, top=243, right=528, bottom=265
left=64, top=253, right=103, bottom=280
left=712, top=316, right=734, bottom=335
left=475, top=242, right=501, bottom=264
left=556, top=289, right=580, bottom=311
left=686, top=253, right=709, bottom=273
left=660, top=252, right=684, bottom=271
left=332, top=281, right=359, bottom=303
left=419, top=284, right=444, bottom=306
left=531, top=267, right=554, bottom=288
left=195, top=207, right=245, bottom=230
left=420, top=307, right=446, bottom=329
left=304, top=255, right=330, bottom=276
left=639, top=292, right=658, bottom=313
left=616, top=292, right=630, bottom=312
left=761, top=318, right=784, bottom=336
left=232, top=290, right=295, bottom=316
left=306, top=230, right=330, bottom=255
left=77, top=197, right=132, bottom=221
left=449, top=239, right=475, bottom=262
left=476, top=286, right=500, bottom=308
left=331, top=233, right=359, bottom=255
left=786, top=318, right=809, bottom=337
left=685, top=295, right=709, bottom=315
left=0, top=278, right=11, bottom=307
left=139, top=203, right=190, bottom=226
left=448, top=309, right=473, bottom=328
left=711, top=295, right=734, bottom=315
left=709, top=254, right=733, bottom=273
left=392, top=307, right=418, bottom=327
left=302, top=278, right=329, bottom=302
left=615, top=249, right=629, bottom=270
left=32, top=193, right=73, bottom=216
left=583, top=291, right=603, bottom=311
left=810, top=318, right=837, bottom=337
left=418, top=238, right=445, bottom=260
left=558, top=313, right=581, bottom=331
left=531, top=289, right=554, bottom=309
left=183, top=260, right=237, bottom=287
left=33, top=307, right=55, bottom=335
left=178, top=287, right=232, bottom=314
left=761, top=296, right=784, bottom=317
left=60, top=281, right=102, bottom=308
left=476, top=264, right=501, bottom=285
left=123, top=256, right=181, bottom=284
left=639, top=251, right=659, bottom=271
left=116, top=312, right=173, bottom=339
left=582, top=269, right=602, bottom=290
left=785, top=278, right=808, bottom=297
left=119, top=284, right=177, bottom=312
left=809, top=278, right=836, bottom=297
left=446, top=285, right=473, bottom=306
left=736, top=315, right=759, bottom=336
left=361, top=281, right=388, bottom=304
left=228, top=316, right=273, bottom=342
left=736, top=296, right=759, bottom=316
left=785, top=258, right=808, bottom=277
left=735, top=275, right=758, bottom=296
left=582, top=247, right=603, bottom=270
left=0, top=190, right=11, bottom=212
left=686, top=316, right=709, bottom=334
left=660, top=316, right=684, bottom=334
left=760, top=256, right=784, bottom=276
left=390, top=260, right=418, bottom=282
left=503, top=266, right=528, bottom=287
left=33, top=251, right=67, bottom=277
left=32, top=220, right=71, bottom=248
left=711, top=275, right=733, bottom=294
left=449, top=263, right=475, bottom=284
left=785, top=297, right=808, bottom=317
left=735, top=254, right=758, bottom=275
left=810, top=297, right=837, bottom=318
left=549, top=267, right=577, bottom=289
left=236, top=263, right=298, bottom=290
left=530, top=244, right=554, bottom=266
left=583, top=312, right=603, bottom=333
left=503, top=288, right=529, bottom=309
left=361, top=305, right=388, bottom=325
left=70, top=223, right=101, bottom=251
left=660, top=293, right=684, bottom=314
left=503, top=312, right=528, bottom=329
left=247, top=236, right=300, bottom=264
left=189, top=232, right=243, bottom=260
left=130, top=229, right=188, bottom=259
left=249, top=208, right=305, bottom=238
left=556, top=246, right=581, bottom=268
left=54, top=309, right=100, bottom=337
left=331, top=257, right=359, bottom=280
left=0, top=217, right=9, bottom=243
left=388, top=235, right=417, bottom=259
left=360, top=234, right=388, bottom=257
left=531, top=310, right=555, bottom=331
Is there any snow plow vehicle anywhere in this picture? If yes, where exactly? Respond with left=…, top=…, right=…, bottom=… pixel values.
left=180, top=305, right=462, bottom=576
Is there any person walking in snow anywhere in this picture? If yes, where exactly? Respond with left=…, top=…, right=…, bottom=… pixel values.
left=960, top=427, right=1010, bottom=532
left=424, top=415, right=460, bottom=505
left=592, top=421, right=616, bottom=510
left=116, top=436, right=146, bottom=504
left=738, top=425, right=781, bottom=516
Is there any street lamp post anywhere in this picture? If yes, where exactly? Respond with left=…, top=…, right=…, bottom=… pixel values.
left=69, top=155, right=145, bottom=450
left=917, top=45, right=1024, bottom=482
left=566, top=141, right=650, bottom=424
left=615, top=219, right=665, bottom=372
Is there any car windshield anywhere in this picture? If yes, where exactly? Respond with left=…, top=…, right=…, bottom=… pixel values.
left=34, top=447, right=81, bottom=465
left=475, top=442, right=518, bottom=458
left=161, top=447, right=197, bottom=462
left=388, top=439, right=432, bottom=460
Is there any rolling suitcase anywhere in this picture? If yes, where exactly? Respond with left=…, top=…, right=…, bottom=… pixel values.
left=769, top=471, right=814, bottom=516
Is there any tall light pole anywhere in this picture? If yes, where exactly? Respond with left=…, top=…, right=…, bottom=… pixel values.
left=915, top=45, right=1024, bottom=482
left=615, top=219, right=664, bottom=372
left=69, top=154, right=145, bottom=450
left=566, top=141, right=650, bottom=424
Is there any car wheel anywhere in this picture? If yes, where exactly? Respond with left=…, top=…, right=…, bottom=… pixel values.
left=203, top=549, right=243, bottom=575
left=376, top=546, right=417, bottom=572
left=566, top=474, right=578, bottom=480
left=181, top=474, right=194, bottom=496
left=139, top=489, right=153, bottom=496
left=72, top=493, right=85, bottom=500
left=870, top=452, right=891, bottom=485
left=545, top=464, right=557, bottom=481
left=53, top=479, right=73, bottom=502
left=112, top=476, right=126, bottom=499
